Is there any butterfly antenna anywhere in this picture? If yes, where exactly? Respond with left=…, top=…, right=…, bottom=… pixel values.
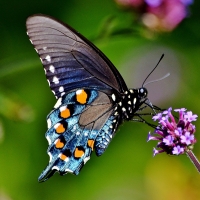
left=142, top=54, right=164, bottom=87
left=143, top=73, right=170, bottom=87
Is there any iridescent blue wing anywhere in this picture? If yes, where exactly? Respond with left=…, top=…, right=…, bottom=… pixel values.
left=38, top=89, right=120, bottom=182
left=26, top=15, right=128, bottom=99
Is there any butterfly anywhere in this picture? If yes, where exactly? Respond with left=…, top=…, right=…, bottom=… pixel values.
left=26, top=14, right=157, bottom=182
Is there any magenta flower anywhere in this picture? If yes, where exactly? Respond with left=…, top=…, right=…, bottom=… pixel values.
left=148, top=107, right=200, bottom=173
left=115, top=0, right=193, bottom=32
left=148, top=107, right=197, bottom=156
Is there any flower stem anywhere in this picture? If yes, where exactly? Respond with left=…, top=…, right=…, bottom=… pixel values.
left=186, top=150, right=200, bottom=173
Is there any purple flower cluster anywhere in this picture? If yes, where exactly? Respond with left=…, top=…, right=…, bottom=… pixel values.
left=115, top=0, right=193, bottom=31
left=148, top=107, right=197, bottom=156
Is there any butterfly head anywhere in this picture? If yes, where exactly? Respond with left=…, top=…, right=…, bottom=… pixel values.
left=138, top=87, right=148, bottom=99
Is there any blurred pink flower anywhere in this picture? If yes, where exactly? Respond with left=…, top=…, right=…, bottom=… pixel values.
left=115, top=0, right=193, bottom=32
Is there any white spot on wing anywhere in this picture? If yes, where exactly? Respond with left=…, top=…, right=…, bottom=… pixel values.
left=49, top=65, right=55, bottom=73
left=54, top=139, right=58, bottom=145
left=60, top=106, right=67, bottom=112
left=111, top=94, right=116, bottom=101
left=48, top=152, right=52, bottom=163
left=54, top=98, right=62, bottom=108
left=52, top=166, right=60, bottom=171
left=45, top=55, right=51, bottom=62
left=43, top=47, right=47, bottom=50
left=84, top=132, right=88, bottom=136
left=61, top=92, right=65, bottom=96
left=59, top=86, right=64, bottom=92
left=76, top=131, right=80, bottom=135
left=133, top=98, right=137, bottom=104
left=64, top=157, right=69, bottom=162
left=84, top=156, right=90, bottom=164
left=65, top=168, right=73, bottom=173
left=54, top=123, right=60, bottom=129
left=53, top=76, right=59, bottom=84
left=46, top=136, right=51, bottom=145
left=76, top=89, right=83, bottom=95
left=47, top=118, right=52, bottom=129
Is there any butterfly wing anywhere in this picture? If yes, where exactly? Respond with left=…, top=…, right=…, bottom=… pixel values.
left=38, top=89, right=120, bottom=182
left=26, top=14, right=128, bottom=99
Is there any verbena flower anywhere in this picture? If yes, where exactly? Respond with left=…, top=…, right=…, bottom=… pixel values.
left=148, top=107, right=197, bottom=156
left=115, top=0, right=193, bottom=31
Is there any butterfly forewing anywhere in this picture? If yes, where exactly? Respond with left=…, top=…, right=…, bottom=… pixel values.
left=26, top=15, right=128, bottom=99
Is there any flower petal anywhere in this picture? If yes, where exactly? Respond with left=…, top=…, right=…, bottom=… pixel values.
left=172, top=146, right=184, bottom=155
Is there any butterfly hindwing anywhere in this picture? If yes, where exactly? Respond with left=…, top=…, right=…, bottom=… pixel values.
left=38, top=89, right=120, bottom=182
left=26, top=15, right=128, bottom=99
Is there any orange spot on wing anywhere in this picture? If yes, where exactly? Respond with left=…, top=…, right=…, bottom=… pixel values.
left=60, top=154, right=67, bottom=161
left=55, top=139, right=64, bottom=149
left=60, top=108, right=70, bottom=118
left=76, top=89, right=88, bottom=104
left=74, top=147, right=85, bottom=158
left=55, top=123, right=65, bottom=134
left=87, top=139, right=95, bottom=151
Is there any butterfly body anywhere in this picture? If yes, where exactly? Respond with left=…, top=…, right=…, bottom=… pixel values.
left=26, top=15, right=149, bottom=182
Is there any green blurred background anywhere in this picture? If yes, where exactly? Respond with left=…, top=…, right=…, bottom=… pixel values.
left=1, top=0, right=200, bottom=200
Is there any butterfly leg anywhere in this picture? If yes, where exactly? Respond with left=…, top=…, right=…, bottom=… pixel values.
left=132, top=114, right=157, bottom=129
left=137, top=105, right=148, bottom=111
left=152, top=105, right=165, bottom=111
